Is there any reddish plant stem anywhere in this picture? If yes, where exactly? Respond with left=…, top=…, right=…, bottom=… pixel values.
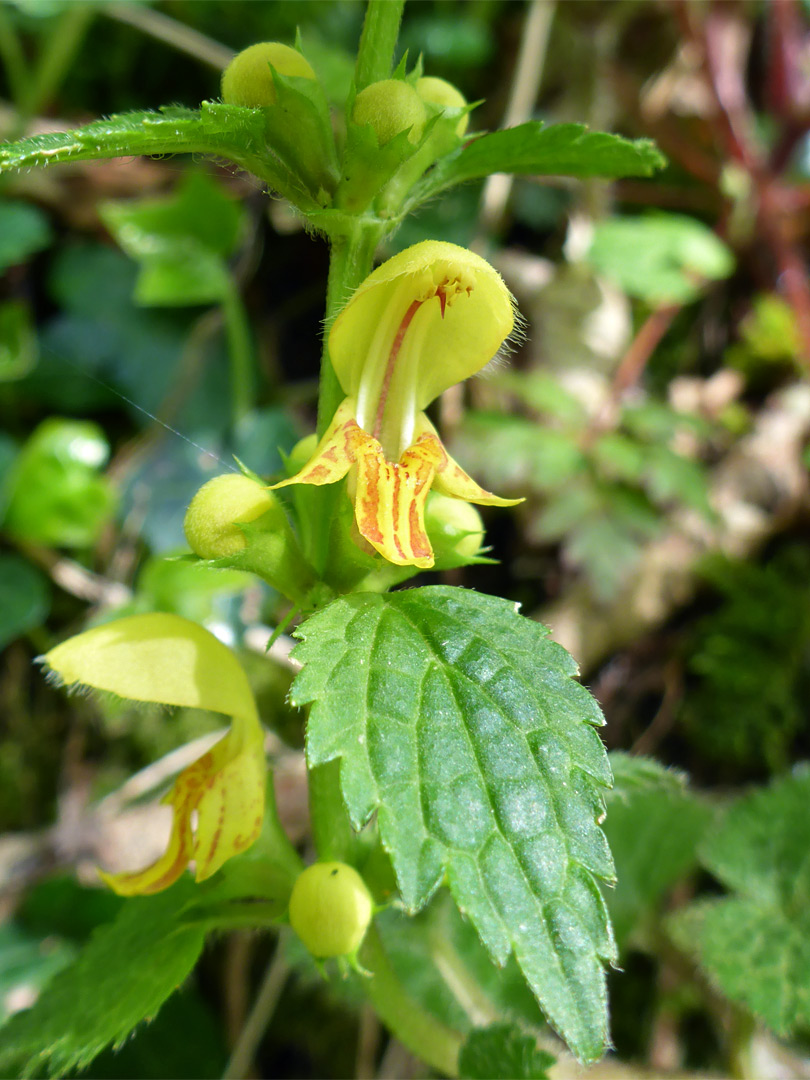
left=584, top=302, right=682, bottom=447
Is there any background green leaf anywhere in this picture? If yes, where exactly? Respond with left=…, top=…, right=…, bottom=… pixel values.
left=668, top=768, right=810, bottom=1036
left=0, top=554, right=50, bottom=650
left=458, top=1022, right=554, bottom=1079
left=603, top=759, right=711, bottom=951
left=0, top=199, right=51, bottom=272
left=587, top=214, right=734, bottom=305
left=2, top=418, right=116, bottom=548
left=101, top=171, right=245, bottom=307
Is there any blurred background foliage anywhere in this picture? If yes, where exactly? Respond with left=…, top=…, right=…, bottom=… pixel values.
left=1, top=0, right=810, bottom=1077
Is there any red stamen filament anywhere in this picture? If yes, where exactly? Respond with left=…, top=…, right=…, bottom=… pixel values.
left=372, top=298, right=422, bottom=442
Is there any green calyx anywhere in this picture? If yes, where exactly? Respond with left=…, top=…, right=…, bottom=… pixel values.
left=416, top=76, right=469, bottom=137
left=184, top=474, right=277, bottom=559
left=184, top=473, right=315, bottom=605
left=425, top=493, right=485, bottom=563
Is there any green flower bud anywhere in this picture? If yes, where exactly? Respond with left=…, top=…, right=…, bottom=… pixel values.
left=286, top=434, right=318, bottom=476
left=222, top=42, right=316, bottom=109
left=352, top=79, right=426, bottom=146
left=416, top=76, right=469, bottom=136
left=289, top=862, right=373, bottom=958
left=184, top=474, right=278, bottom=559
left=425, top=492, right=485, bottom=560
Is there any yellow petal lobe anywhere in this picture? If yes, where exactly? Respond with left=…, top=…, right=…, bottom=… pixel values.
left=414, top=414, right=524, bottom=508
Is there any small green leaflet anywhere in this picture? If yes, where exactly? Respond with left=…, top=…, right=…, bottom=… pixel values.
left=459, top=1022, right=555, bottom=1080
left=291, top=586, right=616, bottom=1063
left=587, top=213, right=734, bottom=305
left=668, top=768, right=810, bottom=1036
left=603, top=754, right=711, bottom=951
left=405, top=122, right=666, bottom=211
left=101, top=171, right=245, bottom=307
left=0, top=104, right=312, bottom=206
left=0, top=883, right=205, bottom=1078
left=0, top=198, right=52, bottom=273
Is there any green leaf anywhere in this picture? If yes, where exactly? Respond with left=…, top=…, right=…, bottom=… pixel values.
left=100, top=171, right=244, bottom=307
left=83, top=990, right=228, bottom=1080
left=0, top=883, right=206, bottom=1078
left=459, top=1022, right=555, bottom=1080
left=405, top=123, right=666, bottom=211
left=668, top=768, right=810, bottom=1036
left=603, top=761, right=711, bottom=951
left=263, top=68, right=340, bottom=199
left=0, top=104, right=312, bottom=205
left=291, top=586, right=616, bottom=1063
left=0, top=199, right=51, bottom=271
left=587, top=214, right=734, bottom=305
left=643, top=444, right=711, bottom=514
left=0, top=554, right=50, bottom=650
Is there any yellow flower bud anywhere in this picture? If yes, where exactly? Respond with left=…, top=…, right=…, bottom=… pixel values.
left=289, top=862, right=373, bottom=958
left=352, top=79, right=426, bottom=146
left=184, top=474, right=277, bottom=560
left=416, top=76, right=469, bottom=136
left=221, top=42, right=316, bottom=109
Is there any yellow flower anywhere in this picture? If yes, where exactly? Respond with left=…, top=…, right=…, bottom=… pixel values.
left=43, top=613, right=265, bottom=896
left=275, top=240, right=521, bottom=568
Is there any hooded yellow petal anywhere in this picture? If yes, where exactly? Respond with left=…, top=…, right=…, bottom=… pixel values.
left=329, top=240, right=515, bottom=411
left=44, top=613, right=258, bottom=728
left=99, top=726, right=265, bottom=896
left=45, top=613, right=266, bottom=895
left=193, top=728, right=266, bottom=880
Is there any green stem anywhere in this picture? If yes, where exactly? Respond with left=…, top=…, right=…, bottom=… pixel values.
left=308, top=759, right=358, bottom=864
left=317, top=223, right=381, bottom=437
left=224, top=946, right=289, bottom=1080
left=308, top=223, right=382, bottom=577
left=361, top=925, right=463, bottom=1077
left=354, top=0, right=405, bottom=93
left=222, top=279, right=256, bottom=428
left=305, top=0, right=404, bottom=950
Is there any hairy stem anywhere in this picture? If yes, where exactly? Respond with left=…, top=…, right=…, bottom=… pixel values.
left=354, top=0, right=405, bottom=93
left=222, top=279, right=256, bottom=428
left=308, top=759, right=358, bottom=864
